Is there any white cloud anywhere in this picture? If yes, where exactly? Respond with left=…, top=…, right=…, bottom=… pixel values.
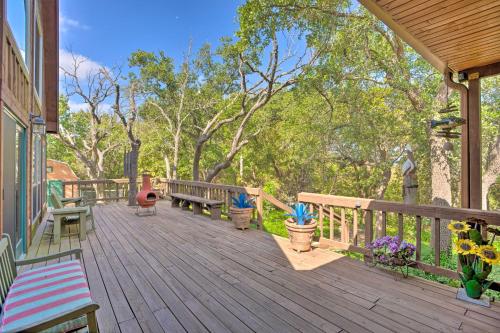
left=59, top=49, right=104, bottom=80
left=60, top=14, right=90, bottom=33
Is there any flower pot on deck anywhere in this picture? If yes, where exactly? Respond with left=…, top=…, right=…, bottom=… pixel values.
left=285, top=219, right=317, bottom=252
left=456, top=288, right=490, bottom=307
left=230, top=207, right=253, bottom=230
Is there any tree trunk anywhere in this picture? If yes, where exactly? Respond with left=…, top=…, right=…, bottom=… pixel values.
left=192, top=140, right=204, bottom=181
left=163, top=154, right=171, bottom=180
left=375, top=168, right=392, bottom=200
left=172, top=134, right=180, bottom=180
left=430, top=85, right=452, bottom=252
left=239, top=155, right=244, bottom=179
left=127, top=141, right=140, bottom=206
left=482, top=135, right=500, bottom=210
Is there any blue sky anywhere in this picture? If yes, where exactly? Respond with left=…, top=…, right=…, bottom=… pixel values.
left=60, top=0, right=243, bottom=68
left=59, top=0, right=244, bottom=111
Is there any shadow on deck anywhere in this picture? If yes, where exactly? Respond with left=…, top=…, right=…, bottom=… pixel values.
left=27, top=200, right=500, bottom=333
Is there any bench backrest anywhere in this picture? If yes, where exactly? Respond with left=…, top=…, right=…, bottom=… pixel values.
left=0, top=234, right=17, bottom=305
left=50, top=188, right=65, bottom=209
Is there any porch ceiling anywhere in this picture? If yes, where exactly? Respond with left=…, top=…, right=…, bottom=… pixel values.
left=359, top=0, right=500, bottom=73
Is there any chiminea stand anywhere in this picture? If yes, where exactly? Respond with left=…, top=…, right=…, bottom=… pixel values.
left=135, top=173, right=158, bottom=216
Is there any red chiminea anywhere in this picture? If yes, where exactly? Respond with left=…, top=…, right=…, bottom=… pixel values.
left=135, top=173, right=158, bottom=215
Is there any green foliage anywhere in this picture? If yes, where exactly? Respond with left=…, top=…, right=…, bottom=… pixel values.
left=469, top=229, right=484, bottom=246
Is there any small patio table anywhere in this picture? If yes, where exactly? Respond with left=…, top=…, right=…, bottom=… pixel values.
left=52, top=206, right=88, bottom=244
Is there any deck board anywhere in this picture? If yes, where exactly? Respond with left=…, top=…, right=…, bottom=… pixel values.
left=27, top=201, right=500, bottom=333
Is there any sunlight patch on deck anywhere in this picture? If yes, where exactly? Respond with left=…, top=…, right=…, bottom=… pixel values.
left=270, top=234, right=345, bottom=270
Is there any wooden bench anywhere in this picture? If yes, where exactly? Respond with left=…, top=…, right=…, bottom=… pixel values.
left=0, top=234, right=99, bottom=333
left=170, top=193, right=224, bottom=220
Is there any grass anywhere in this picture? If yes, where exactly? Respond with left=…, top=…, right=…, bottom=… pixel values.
left=260, top=206, right=500, bottom=299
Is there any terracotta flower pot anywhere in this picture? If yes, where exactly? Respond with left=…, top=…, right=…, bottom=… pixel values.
left=230, top=207, right=253, bottom=230
left=285, top=219, right=317, bottom=252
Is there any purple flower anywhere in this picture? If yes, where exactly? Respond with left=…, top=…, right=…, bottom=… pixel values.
left=369, top=236, right=416, bottom=261
left=369, top=235, right=393, bottom=249
left=388, top=241, right=400, bottom=254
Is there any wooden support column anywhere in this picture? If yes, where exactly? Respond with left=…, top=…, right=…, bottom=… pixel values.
left=445, top=70, right=477, bottom=209
left=467, top=77, right=481, bottom=209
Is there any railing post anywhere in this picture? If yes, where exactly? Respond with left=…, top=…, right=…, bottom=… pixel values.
left=256, top=188, right=264, bottom=230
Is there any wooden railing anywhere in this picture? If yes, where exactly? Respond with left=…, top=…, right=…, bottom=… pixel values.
left=3, top=23, right=30, bottom=117
left=298, top=192, right=500, bottom=287
left=62, top=179, right=135, bottom=203
left=62, top=178, right=292, bottom=230
left=160, top=179, right=295, bottom=229
left=162, top=179, right=264, bottom=227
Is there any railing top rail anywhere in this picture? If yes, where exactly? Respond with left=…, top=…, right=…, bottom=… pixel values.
left=5, top=23, right=30, bottom=78
left=164, top=179, right=260, bottom=195
left=62, top=178, right=131, bottom=185
left=298, top=192, right=500, bottom=225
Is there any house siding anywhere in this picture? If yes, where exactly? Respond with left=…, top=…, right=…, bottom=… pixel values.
left=0, top=0, right=59, bottom=251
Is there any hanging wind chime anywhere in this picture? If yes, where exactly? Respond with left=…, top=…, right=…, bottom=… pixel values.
left=430, top=83, right=466, bottom=151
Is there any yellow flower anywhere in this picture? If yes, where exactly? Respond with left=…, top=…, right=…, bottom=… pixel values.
left=476, top=245, right=500, bottom=265
left=447, top=221, right=471, bottom=234
left=455, top=239, right=477, bottom=255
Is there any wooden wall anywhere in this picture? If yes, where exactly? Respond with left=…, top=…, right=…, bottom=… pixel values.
left=0, top=0, right=59, bottom=247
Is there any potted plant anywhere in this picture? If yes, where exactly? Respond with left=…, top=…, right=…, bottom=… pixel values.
left=285, top=203, right=317, bottom=252
left=448, top=219, right=499, bottom=306
left=230, top=193, right=255, bottom=229
left=368, top=236, right=416, bottom=277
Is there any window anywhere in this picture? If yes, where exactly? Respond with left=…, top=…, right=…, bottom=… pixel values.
left=42, top=139, right=47, bottom=205
left=6, top=0, right=29, bottom=65
left=32, top=134, right=42, bottom=220
left=34, top=17, right=43, bottom=97
left=47, top=166, right=53, bottom=173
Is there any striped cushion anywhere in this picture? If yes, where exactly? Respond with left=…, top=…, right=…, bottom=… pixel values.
left=0, top=261, right=93, bottom=333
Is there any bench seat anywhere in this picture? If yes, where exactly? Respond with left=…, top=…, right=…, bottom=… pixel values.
left=170, top=193, right=224, bottom=220
left=0, top=261, right=94, bottom=333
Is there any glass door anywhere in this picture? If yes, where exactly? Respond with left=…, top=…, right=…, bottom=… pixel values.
left=2, top=110, right=27, bottom=258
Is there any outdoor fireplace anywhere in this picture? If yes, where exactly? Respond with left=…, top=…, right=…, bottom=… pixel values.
left=135, top=173, right=158, bottom=216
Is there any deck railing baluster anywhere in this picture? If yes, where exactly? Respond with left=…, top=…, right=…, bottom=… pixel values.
left=341, top=208, right=347, bottom=243
left=416, top=215, right=422, bottom=261
left=398, top=213, right=404, bottom=240
left=353, top=208, right=358, bottom=246
left=329, top=206, right=334, bottom=240
left=319, top=204, right=324, bottom=239
left=381, top=211, right=387, bottom=237
left=364, top=209, right=374, bottom=261
left=434, top=217, right=441, bottom=267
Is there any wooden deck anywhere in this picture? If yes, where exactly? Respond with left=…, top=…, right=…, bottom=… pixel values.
left=27, top=201, right=500, bottom=333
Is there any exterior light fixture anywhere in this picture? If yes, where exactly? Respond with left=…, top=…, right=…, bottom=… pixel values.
left=30, top=114, right=46, bottom=135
